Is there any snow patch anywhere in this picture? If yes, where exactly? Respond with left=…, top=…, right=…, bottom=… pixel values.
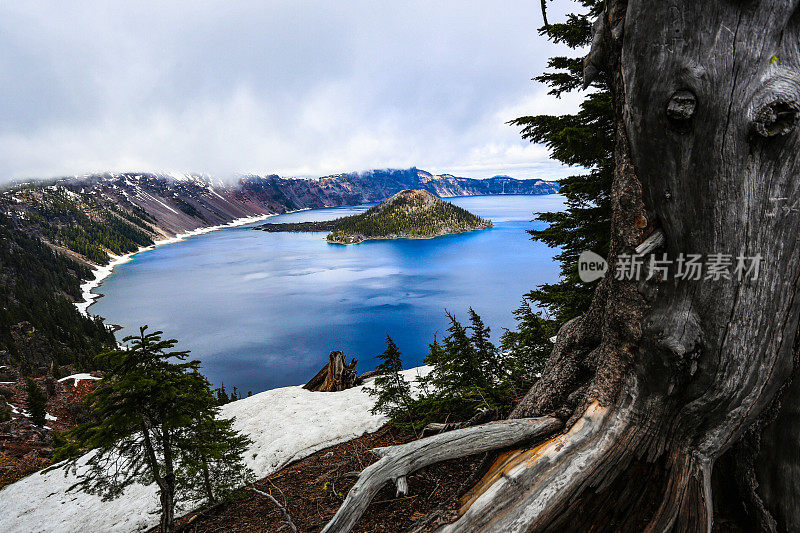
left=0, top=367, right=431, bottom=533
left=57, top=373, right=101, bottom=387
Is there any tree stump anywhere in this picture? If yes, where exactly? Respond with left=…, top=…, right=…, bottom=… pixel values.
left=303, top=351, right=358, bottom=392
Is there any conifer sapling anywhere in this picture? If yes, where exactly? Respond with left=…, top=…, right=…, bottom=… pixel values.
left=51, top=326, right=254, bottom=533
left=25, top=378, right=48, bottom=427
left=367, top=335, right=413, bottom=424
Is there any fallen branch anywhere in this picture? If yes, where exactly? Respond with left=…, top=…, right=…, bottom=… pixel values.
left=320, top=416, right=562, bottom=533
left=250, top=486, right=298, bottom=533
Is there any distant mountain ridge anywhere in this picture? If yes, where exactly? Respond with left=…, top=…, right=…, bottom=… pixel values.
left=1, top=168, right=558, bottom=266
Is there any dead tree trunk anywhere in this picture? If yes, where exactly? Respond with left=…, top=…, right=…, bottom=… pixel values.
left=324, top=2, right=800, bottom=531
left=440, top=2, right=800, bottom=531
left=322, top=417, right=562, bottom=533
left=303, top=351, right=358, bottom=392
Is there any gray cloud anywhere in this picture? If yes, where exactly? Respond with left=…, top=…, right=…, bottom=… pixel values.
left=0, top=0, right=584, bottom=182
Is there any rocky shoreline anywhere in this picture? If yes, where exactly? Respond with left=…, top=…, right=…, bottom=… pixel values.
left=326, top=223, right=493, bottom=245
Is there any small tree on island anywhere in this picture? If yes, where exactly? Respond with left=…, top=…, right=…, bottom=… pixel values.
left=25, top=378, right=48, bottom=427
left=367, top=335, right=413, bottom=424
left=51, top=326, right=254, bottom=533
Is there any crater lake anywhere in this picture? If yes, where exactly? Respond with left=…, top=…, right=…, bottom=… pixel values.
left=89, top=194, right=565, bottom=394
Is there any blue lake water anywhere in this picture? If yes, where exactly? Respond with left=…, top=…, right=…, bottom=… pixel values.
left=89, top=194, right=564, bottom=394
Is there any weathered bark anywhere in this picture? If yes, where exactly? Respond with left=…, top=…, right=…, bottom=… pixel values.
left=303, top=351, right=358, bottom=392
left=141, top=421, right=176, bottom=533
left=201, top=456, right=215, bottom=504
left=323, top=2, right=800, bottom=531
left=439, top=2, right=800, bottom=531
left=160, top=422, right=176, bottom=533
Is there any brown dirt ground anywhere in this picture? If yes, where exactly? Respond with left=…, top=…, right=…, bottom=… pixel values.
left=162, top=426, right=482, bottom=533
left=0, top=375, right=97, bottom=489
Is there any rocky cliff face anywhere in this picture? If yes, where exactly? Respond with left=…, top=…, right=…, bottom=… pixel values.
left=415, top=169, right=558, bottom=197
left=238, top=168, right=559, bottom=212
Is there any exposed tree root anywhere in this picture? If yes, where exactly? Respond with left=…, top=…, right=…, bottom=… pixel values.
left=320, top=417, right=562, bottom=533
left=441, top=399, right=633, bottom=532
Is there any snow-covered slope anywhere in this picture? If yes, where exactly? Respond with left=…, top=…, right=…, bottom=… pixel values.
left=0, top=367, right=430, bottom=533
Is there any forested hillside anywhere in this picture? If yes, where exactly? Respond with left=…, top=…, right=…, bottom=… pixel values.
left=0, top=213, right=115, bottom=374
left=8, top=184, right=156, bottom=265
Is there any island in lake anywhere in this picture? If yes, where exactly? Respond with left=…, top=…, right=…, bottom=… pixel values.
left=255, top=189, right=493, bottom=244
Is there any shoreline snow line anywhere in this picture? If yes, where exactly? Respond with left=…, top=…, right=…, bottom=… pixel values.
left=75, top=209, right=310, bottom=315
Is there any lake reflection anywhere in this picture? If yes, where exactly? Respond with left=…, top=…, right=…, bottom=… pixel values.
left=90, top=195, right=564, bottom=393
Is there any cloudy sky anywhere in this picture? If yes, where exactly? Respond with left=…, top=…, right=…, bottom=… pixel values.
left=0, top=1, right=584, bottom=183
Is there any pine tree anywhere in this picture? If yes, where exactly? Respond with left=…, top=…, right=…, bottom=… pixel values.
left=215, top=383, right=229, bottom=406
left=467, top=307, right=503, bottom=384
left=180, top=415, right=253, bottom=504
left=25, top=378, right=47, bottom=427
left=367, top=335, right=413, bottom=424
left=421, top=311, right=482, bottom=400
left=414, top=310, right=514, bottom=425
left=508, top=0, right=612, bottom=324
left=52, top=326, right=254, bottom=533
left=500, top=296, right=556, bottom=388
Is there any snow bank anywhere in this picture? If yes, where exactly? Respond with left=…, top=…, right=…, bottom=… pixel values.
left=0, top=367, right=430, bottom=533
left=57, top=373, right=101, bottom=387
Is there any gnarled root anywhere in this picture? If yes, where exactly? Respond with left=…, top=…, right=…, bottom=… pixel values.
left=441, top=397, right=632, bottom=532
left=320, top=417, right=562, bottom=533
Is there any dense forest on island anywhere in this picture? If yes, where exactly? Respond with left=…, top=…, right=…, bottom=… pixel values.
left=326, top=190, right=492, bottom=244
left=258, top=189, right=492, bottom=244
